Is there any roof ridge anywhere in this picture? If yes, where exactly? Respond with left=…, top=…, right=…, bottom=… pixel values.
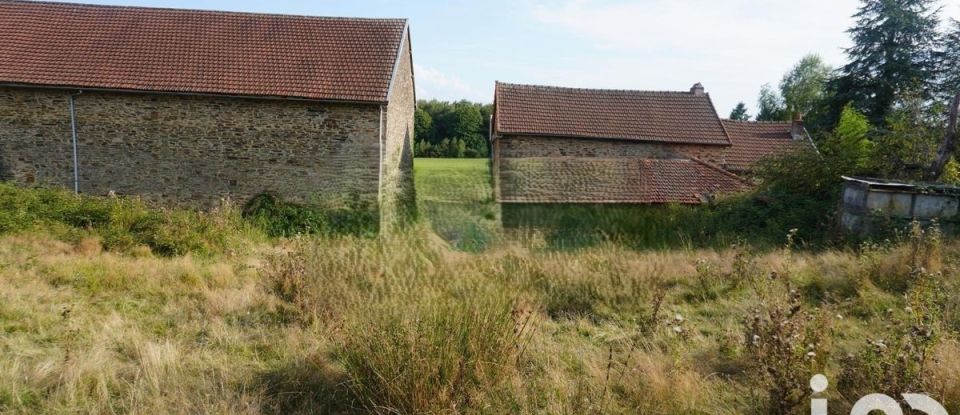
left=721, top=119, right=793, bottom=125
left=690, top=157, right=753, bottom=185
left=495, top=131, right=733, bottom=145
left=494, top=80, right=732, bottom=146
left=2, top=0, right=408, bottom=23
left=496, top=81, right=696, bottom=96
left=502, top=156, right=699, bottom=162
left=704, top=90, right=733, bottom=146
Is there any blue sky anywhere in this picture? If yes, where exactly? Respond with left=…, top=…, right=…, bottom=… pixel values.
left=61, top=0, right=960, bottom=116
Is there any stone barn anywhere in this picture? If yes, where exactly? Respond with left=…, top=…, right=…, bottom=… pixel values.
left=491, top=82, right=814, bottom=205
left=0, top=0, right=416, bottom=223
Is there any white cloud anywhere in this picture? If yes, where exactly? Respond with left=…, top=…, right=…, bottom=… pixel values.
left=528, top=0, right=862, bottom=114
left=414, top=63, right=488, bottom=102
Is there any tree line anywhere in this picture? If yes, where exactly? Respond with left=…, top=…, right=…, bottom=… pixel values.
left=729, top=0, right=960, bottom=182
left=414, top=100, right=493, bottom=158
left=414, top=0, right=960, bottom=174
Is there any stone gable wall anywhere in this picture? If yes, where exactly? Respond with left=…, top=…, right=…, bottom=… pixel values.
left=0, top=86, right=382, bottom=208
left=495, top=134, right=728, bottom=202
left=381, top=30, right=417, bottom=223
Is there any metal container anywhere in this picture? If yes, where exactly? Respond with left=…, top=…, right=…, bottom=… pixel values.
left=841, top=176, right=960, bottom=235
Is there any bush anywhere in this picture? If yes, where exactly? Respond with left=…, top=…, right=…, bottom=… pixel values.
left=0, top=183, right=252, bottom=256
left=539, top=279, right=601, bottom=318
left=335, top=297, right=526, bottom=414
left=242, top=193, right=378, bottom=238
left=745, top=274, right=832, bottom=413
left=501, top=195, right=835, bottom=251
left=837, top=267, right=946, bottom=406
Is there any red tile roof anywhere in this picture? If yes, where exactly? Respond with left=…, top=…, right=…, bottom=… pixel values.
left=721, top=120, right=813, bottom=172
left=494, top=82, right=731, bottom=146
left=499, top=157, right=751, bottom=204
left=0, top=0, right=408, bottom=103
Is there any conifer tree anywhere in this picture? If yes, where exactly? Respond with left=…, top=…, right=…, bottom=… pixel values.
left=833, top=0, right=942, bottom=124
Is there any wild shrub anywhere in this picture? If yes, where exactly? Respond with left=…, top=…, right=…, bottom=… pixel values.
left=802, top=271, right=862, bottom=304
left=335, top=297, right=530, bottom=414
left=261, top=250, right=312, bottom=324
left=727, top=245, right=759, bottom=284
left=744, top=272, right=832, bottom=414
left=539, top=279, right=602, bottom=319
left=866, top=221, right=943, bottom=293
left=259, top=236, right=383, bottom=324
left=690, top=258, right=724, bottom=302
left=0, top=183, right=251, bottom=256
left=837, top=267, right=946, bottom=404
left=687, top=247, right=756, bottom=303
left=907, top=220, right=942, bottom=272
left=744, top=116, right=877, bottom=248
left=242, top=192, right=378, bottom=237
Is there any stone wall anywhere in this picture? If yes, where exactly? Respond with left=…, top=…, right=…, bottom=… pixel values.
left=0, top=86, right=382, bottom=208
left=495, top=135, right=728, bottom=202
left=381, top=30, right=417, bottom=224
left=500, top=158, right=647, bottom=203
left=497, top=135, right=727, bottom=163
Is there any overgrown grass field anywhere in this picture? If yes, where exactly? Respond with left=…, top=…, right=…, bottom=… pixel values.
left=2, top=160, right=960, bottom=414
left=415, top=158, right=833, bottom=251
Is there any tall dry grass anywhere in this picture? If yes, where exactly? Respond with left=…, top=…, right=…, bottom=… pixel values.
left=3, top=220, right=960, bottom=413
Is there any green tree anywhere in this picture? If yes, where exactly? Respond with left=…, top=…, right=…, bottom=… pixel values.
left=414, top=100, right=492, bottom=158
left=823, top=104, right=873, bottom=170
left=418, top=100, right=455, bottom=145
left=414, top=108, right=432, bottom=142
left=942, top=19, right=960, bottom=98
left=870, top=91, right=945, bottom=179
left=456, top=138, right=467, bottom=158
left=780, top=54, right=833, bottom=119
left=833, top=0, right=942, bottom=124
left=729, top=102, right=751, bottom=121
left=415, top=140, right=437, bottom=157
left=463, top=134, right=488, bottom=157
left=453, top=102, right=487, bottom=157
left=452, top=102, right=483, bottom=139
left=756, top=84, right=788, bottom=121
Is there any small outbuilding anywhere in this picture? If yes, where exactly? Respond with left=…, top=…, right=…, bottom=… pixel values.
left=0, top=0, right=416, bottom=222
left=841, top=176, right=960, bottom=235
left=490, top=82, right=815, bottom=205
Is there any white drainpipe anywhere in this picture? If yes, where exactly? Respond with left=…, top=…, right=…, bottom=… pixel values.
left=69, top=91, right=82, bottom=194
left=378, top=105, right=384, bottom=205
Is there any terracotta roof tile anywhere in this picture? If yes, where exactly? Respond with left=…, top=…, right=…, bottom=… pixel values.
left=494, top=82, right=731, bottom=145
left=720, top=120, right=813, bottom=172
left=499, top=157, right=750, bottom=204
left=0, top=0, right=407, bottom=102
